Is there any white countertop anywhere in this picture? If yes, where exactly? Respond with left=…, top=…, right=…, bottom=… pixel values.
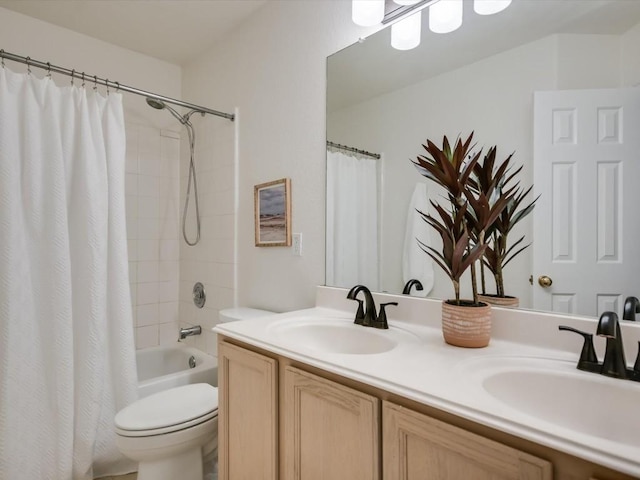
left=214, top=287, right=640, bottom=477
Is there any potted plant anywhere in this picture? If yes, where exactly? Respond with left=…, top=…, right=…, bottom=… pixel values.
left=468, top=146, right=538, bottom=308
left=412, top=133, right=511, bottom=347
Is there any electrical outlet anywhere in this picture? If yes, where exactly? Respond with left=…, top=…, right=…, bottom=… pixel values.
left=292, top=233, right=302, bottom=256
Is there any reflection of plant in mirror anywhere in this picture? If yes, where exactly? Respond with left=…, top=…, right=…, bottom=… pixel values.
left=412, top=133, right=511, bottom=306
left=470, top=147, right=538, bottom=299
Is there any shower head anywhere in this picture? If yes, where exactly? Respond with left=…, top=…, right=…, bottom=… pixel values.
left=146, top=97, right=166, bottom=110
left=145, top=96, right=200, bottom=126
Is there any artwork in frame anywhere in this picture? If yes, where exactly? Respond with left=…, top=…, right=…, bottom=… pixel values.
left=254, top=178, right=292, bottom=247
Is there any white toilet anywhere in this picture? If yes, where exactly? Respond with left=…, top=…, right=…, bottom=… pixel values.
left=115, top=308, right=273, bottom=480
left=115, top=383, right=218, bottom=480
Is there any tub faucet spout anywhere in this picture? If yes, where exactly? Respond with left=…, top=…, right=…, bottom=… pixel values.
left=179, top=325, right=202, bottom=340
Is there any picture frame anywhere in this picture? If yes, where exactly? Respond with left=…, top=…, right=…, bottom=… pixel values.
left=254, top=178, right=291, bottom=247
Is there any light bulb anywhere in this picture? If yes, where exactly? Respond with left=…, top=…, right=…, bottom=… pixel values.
left=473, top=0, right=511, bottom=15
left=391, top=10, right=422, bottom=50
left=352, top=0, right=385, bottom=27
left=429, top=0, right=463, bottom=34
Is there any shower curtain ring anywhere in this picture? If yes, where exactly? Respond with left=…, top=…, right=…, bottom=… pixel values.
left=81, top=72, right=85, bottom=88
left=115, top=81, right=120, bottom=92
left=93, top=74, right=98, bottom=91
left=1, top=50, right=5, bottom=69
left=46, top=62, right=52, bottom=79
left=26, top=56, right=31, bottom=75
left=105, top=79, right=109, bottom=95
left=70, top=69, right=75, bottom=85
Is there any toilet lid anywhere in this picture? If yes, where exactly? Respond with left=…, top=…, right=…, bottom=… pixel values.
left=115, top=383, right=218, bottom=433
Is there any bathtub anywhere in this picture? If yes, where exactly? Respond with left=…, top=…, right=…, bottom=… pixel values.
left=136, top=344, right=218, bottom=398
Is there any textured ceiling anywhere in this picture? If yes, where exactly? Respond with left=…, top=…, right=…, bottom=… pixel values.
left=0, top=0, right=267, bottom=65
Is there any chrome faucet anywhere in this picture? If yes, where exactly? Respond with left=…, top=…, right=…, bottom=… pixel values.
left=623, top=296, right=640, bottom=321
left=346, top=285, right=397, bottom=329
left=402, top=279, right=424, bottom=295
left=560, top=312, right=640, bottom=382
left=179, top=325, right=202, bottom=340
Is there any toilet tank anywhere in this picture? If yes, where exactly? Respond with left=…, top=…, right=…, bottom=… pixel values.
left=218, top=307, right=275, bottom=323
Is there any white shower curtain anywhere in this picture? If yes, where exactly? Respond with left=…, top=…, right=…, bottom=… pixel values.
left=326, top=149, right=379, bottom=290
left=0, top=67, right=138, bottom=479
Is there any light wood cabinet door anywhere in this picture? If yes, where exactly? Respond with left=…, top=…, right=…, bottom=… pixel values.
left=283, top=366, right=380, bottom=480
left=383, top=401, right=552, bottom=480
left=218, top=341, right=278, bottom=480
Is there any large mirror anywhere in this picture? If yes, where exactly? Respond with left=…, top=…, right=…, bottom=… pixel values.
left=326, top=0, right=640, bottom=318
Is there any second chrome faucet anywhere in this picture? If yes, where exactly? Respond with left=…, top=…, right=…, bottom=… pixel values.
left=347, top=285, right=397, bottom=329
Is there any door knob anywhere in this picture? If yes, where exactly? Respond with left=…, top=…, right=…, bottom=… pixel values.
left=538, top=275, right=553, bottom=288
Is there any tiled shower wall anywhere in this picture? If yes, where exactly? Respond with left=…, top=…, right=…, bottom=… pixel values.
left=178, top=114, right=237, bottom=357
left=125, top=122, right=182, bottom=349
left=124, top=115, right=237, bottom=356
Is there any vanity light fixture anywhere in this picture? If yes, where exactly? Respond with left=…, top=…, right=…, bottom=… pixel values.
left=352, top=0, right=385, bottom=27
left=391, top=10, right=422, bottom=50
left=473, top=0, right=512, bottom=15
left=354, top=0, right=513, bottom=51
left=429, top=0, right=463, bottom=34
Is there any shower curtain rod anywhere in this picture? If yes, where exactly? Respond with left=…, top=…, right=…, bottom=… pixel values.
left=326, top=140, right=381, bottom=159
left=0, top=49, right=235, bottom=121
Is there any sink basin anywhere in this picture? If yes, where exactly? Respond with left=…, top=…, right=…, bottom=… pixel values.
left=475, top=357, right=640, bottom=445
left=268, top=317, right=420, bottom=354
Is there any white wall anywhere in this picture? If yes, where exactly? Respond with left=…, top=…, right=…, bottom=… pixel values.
left=0, top=7, right=184, bottom=349
left=182, top=1, right=373, bottom=313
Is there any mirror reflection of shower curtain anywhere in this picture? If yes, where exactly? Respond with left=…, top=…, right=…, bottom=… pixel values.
left=326, top=149, right=379, bottom=290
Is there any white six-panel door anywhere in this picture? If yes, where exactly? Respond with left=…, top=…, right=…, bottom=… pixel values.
left=533, top=87, right=640, bottom=317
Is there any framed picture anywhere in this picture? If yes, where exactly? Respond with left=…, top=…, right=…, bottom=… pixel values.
left=254, top=178, right=291, bottom=247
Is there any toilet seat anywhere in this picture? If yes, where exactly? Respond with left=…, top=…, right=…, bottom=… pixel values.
left=115, top=383, right=218, bottom=437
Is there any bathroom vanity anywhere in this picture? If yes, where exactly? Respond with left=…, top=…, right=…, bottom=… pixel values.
left=214, top=287, right=640, bottom=480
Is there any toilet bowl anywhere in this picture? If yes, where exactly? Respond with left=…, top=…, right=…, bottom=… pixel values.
left=115, top=383, right=218, bottom=480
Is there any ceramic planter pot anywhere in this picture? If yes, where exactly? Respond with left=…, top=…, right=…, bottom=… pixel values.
left=441, top=300, right=492, bottom=348
left=477, top=294, right=519, bottom=308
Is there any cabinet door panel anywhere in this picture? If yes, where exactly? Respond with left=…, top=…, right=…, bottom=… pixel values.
left=218, top=341, right=278, bottom=480
left=383, top=401, right=552, bottom=480
left=283, top=366, right=380, bottom=480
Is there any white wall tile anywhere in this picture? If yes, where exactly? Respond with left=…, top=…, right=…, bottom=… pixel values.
left=135, top=325, right=158, bottom=349
left=136, top=303, right=159, bottom=327
left=138, top=196, right=160, bottom=219
left=137, top=239, right=160, bottom=262
left=158, top=281, right=179, bottom=303
left=125, top=174, right=138, bottom=195
left=160, top=239, right=179, bottom=261
left=159, top=321, right=179, bottom=345
left=138, top=175, right=160, bottom=197
left=137, top=261, right=160, bottom=283
left=158, top=301, right=179, bottom=324
left=159, top=261, right=179, bottom=282
left=137, top=282, right=159, bottom=305
left=138, top=217, right=160, bottom=239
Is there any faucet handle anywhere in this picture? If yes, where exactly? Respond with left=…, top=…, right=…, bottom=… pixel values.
left=558, top=325, right=599, bottom=371
left=373, top=302, right=398, bottom=330
left=634, top=341, right=640, bottom=373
